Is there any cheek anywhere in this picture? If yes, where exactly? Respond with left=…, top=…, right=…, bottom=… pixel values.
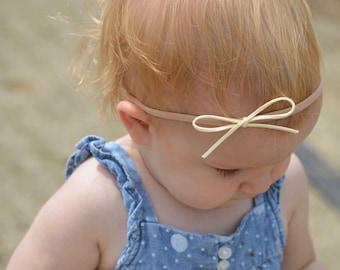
left=270, top=156, right=291, bottom=181
left=156, top=123, right=205, bottom=159
left=163, top=170, right=238, bottom=210
left=149, top=150, right=238, bottom=209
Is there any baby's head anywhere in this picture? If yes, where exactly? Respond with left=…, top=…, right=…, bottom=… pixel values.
left=81, top=0, right=323, bottom=207
left=79, top=0, right=321, bottom=133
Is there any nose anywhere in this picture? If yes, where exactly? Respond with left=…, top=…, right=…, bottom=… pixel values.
left=238, top=174, right=273, bottom=196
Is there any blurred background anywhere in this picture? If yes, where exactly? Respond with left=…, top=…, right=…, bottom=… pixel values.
left=0, top=0, right=339, bottom=269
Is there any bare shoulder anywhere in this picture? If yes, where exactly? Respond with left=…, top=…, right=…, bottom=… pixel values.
left=64, top=157, right=128, bottom=267
left=7, top=157, right=127, bottom=270
left=280, top=153, right=319, bottom=269
left=281, top=153, right=309, bottom=217
left=65, top=157, right=128, bottom=241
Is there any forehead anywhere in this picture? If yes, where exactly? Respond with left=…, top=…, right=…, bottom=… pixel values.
left=179, top=87, right=322, bottom=166
left=204, top=125, right=320, bottom=171
left=202, top=128, right=296, bottom=168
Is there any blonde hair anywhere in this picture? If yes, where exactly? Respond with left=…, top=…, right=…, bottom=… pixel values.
left=76, top=0, right=321, bottom=121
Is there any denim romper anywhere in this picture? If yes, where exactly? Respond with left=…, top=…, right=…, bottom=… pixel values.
left=65, top=136, right=286, bottom=270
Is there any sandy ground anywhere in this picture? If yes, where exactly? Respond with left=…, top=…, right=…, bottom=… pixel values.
left=1, top=0, right=339, bottom=269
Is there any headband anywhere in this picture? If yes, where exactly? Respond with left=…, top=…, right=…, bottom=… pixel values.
left=129, top=82, right=322, bottom=158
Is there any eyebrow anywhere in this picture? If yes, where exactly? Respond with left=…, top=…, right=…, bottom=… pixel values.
left=128, top=82, right=322, bottom=124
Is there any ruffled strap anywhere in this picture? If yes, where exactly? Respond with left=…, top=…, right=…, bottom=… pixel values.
left=262, top=176, right=286, bottom=248
left=65, top=135, right=158, bottom=224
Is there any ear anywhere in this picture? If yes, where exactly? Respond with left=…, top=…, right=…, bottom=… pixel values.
left=117, top=101, right=151, bottom=145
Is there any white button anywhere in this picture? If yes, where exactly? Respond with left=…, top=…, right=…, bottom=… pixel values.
left=216, top=260, right=230, bottom=270
left=171, top=234, right=188, bottom=253
left=218, top=246, right=232, bottom=260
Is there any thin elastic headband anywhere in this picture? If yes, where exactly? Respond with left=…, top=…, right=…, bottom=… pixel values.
left=129, top=82, right=322, bottom=158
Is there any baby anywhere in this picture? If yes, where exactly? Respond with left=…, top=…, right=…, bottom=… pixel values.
left=7, top=0, right=325, bottom=269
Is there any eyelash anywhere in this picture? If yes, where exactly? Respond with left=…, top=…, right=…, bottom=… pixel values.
left=216, top=168, right=240, bottom=178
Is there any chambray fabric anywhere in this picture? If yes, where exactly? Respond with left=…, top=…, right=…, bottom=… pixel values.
left=65, top=135, right=286, bottom=270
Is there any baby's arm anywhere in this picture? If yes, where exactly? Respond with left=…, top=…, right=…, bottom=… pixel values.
left=6, top=158, right=127, bottom=270
left=281, top=154, right=326, bottom=270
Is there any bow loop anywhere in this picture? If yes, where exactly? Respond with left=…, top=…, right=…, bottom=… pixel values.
left=192, top=97, right=299, bottom=158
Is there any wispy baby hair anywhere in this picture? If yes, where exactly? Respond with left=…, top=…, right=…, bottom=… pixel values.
left=75, top=0, right=321, bottom=119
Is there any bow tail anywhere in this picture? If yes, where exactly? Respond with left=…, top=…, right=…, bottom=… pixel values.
left=201, top=123, right=243, bottom=158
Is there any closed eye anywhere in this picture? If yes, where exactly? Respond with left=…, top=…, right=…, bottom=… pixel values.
left=216, top=168, right=241, bottom=178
